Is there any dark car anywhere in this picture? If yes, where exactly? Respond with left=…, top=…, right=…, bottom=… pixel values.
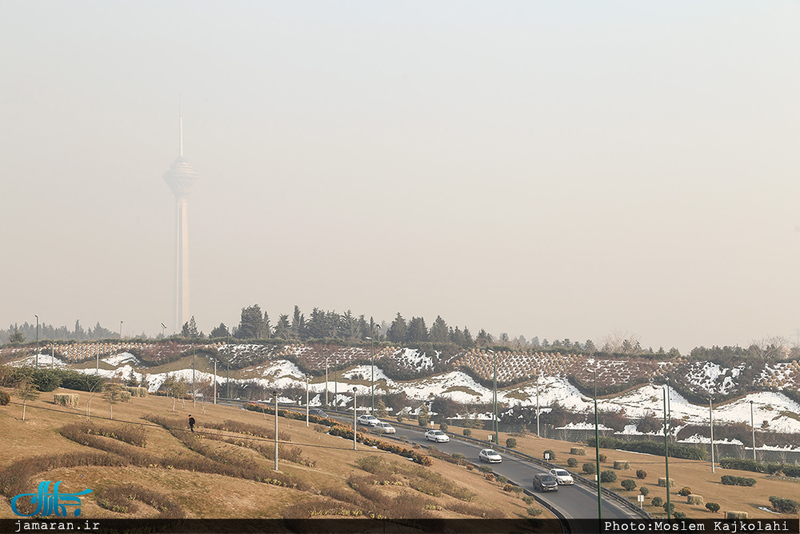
left=309, top=408, right=328, bottom=418
left=533, top=473, right=559, bottom=492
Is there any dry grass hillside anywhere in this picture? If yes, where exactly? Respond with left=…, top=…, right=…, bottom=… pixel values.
left=0, top=386, right=548, bottom=524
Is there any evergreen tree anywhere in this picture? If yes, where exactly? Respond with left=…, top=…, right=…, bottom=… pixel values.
left=463, top=327, right=474, bottom=348
left=291, top=305, right=305, bottom=339
left=429, top=316, right=449, bottom=343
left=210, top=323, right=229, bottom=338
left=263, top=311, right=272, bottom=339
left=237, top=305, right=268, bottom=339
left=387, top=313, right=408, bottom=343
left=182, top=316, right=200, bottom=339
left=407, top=317, right=428, bottom=343
left=8, top=326, right=24, bottom=343
left=274, top=315, right=290, bottom=339
left=476, top=329, right=491, bottom=347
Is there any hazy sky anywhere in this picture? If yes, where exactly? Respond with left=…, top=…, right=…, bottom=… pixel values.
left=2, top=2, right=799, bottom=352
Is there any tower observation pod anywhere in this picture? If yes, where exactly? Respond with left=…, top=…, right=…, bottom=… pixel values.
left=163, top=103, right=198, bottom=333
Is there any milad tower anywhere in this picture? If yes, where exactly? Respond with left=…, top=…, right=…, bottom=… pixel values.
left=163, top=102, right=199, bottom=333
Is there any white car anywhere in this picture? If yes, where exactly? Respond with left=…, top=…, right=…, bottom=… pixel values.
left=424, top=429, right=450, bottom=443
left=357, top=414, right=379, bottom=426
left=478, top=449, right=502, bottom=463
left=372, top=422, right=396, bottom=434
left=549, top=468, right=574, bottom=485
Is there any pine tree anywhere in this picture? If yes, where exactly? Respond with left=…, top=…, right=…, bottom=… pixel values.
left=274, top=315, right=290, bottom=339
left=429, top=316, right=449, bottom=343
left=387, top=313, right=408, bottom=343
left=237, top=305, right=268, bottom=339
left=407, top=317, right=428, bottom=343
left=210, top=323, right=229, bottom=338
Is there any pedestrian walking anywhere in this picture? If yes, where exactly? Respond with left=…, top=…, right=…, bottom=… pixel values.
left=188, top=415, right=196, bottom=432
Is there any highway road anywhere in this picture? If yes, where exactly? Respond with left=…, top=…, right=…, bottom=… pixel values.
left=320, top=408, right=646, bottom=533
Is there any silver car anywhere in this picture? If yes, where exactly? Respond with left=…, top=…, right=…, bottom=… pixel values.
left=424, top=429, right=450, bottom=443
left=372, top=421, right=396, bottom=434
left=478, top=449, right=502, bottom=463
left=549, top=468, right=574, bottom=485
left=357, top=414, right=379, bottom=426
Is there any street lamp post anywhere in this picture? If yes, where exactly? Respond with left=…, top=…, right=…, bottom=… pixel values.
left=488, top=349, right=498, bottom=445
left=119, top=321, right=123, bottom=340
left=750, top=400, right=756, bottom=461
left=663, top=384, right=672, bottom=520
left=536, top=373, right=541, bottom=438
left=353, top=387, right=358, bottom=450
left=35, top=315, right=39, bottom=369
left=334, top=355, right=338, bottom=409
left=593, top=369, right=603, bottom=527
left=366, top=337, right=374, bottom=414
left=709, top=397, right=715, bottom=473
left=161, top=322, right=166, bottom=338
left=306, top=375, right=310, bottom=427
left=273, top=390, right=279, bottom=471
left=325, top=357, right=329, bottom=407
left=213, top=359, right=217, bottom=405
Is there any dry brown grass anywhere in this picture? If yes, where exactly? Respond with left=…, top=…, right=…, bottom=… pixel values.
left=0, top=386, right=548, bottom=520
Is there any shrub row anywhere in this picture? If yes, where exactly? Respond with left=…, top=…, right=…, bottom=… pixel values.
left=0, top=367, right=105, bottom=393
left=721, top=475, right=756, bottom=487
left=95, top=484, right=186, bottom=518
left=327, top=424, right=433, bottom=466
left=588, top=436, right=706, bottom=460
left=719, top=458, right=800, bottom=478
left=769, top=496, right=799, bottom=514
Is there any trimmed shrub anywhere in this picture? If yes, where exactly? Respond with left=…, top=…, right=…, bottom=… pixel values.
left=439, top=422, right=448, bottom=432
left=582, top=462, right=596, bottom=475
left=505, top=438, right=517, bottom=448
left=705, top=502, right=720, bottom=514
left=600, top=470, right=617, bottom=483
left=0, top=390, right=12, bottom=406
left=621, top=479, right=637, bottom=491
left=657, top=477, right=674, bottom=488
left=640, top=487, right=649, bottom=497
left=598, top=453, right=607, bottom=462
left=677, top=487, right=692, bottom=496
left=613, top=460, right=630, bottom=470
left=726, top=511, right=748, bottom=520
left=720, top=475, right=756, bottom=487
left=719, top=458, right=763, bottom=472
left=522, top=495, right=535, bottom=505
left=651, top=497, right=663, bottom=507
left=567, top=458, right=578, bottom=468
left=636, top=469, right=647, bottom=479
left=673, top=512, right=687, bottom=520
left=663, top=502, right=675, bottom=515
left=496, top=475, right=508, bottom=484
left=127, top=387, right=147, bottom=397
left=478, top=465, right=493, bottom=474
left=543, top=450, right=556, bottom=461
left=769, top=496, right=799, bottom=514
left=54, top=394, right=79, bottom=408
left=527, top=507, right=543, bottom=517
left=570, top=447, right=585, bottom=456
left=463, top=428, right=471, bottom=437
left=688, top=495, right=703, bottom=506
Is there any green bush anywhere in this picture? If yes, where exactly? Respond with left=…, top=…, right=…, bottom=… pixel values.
left=31, top=369, right=62, bottom=392
left=651, top=497, right=663, bottom=507
left=567, top=457, right=578, bottom=468
left=678, top=487, right=692, bottom=496
left=522, top=495, right=535, bottom=505
left=663, top=502, right=675, bottom=515
left=478, top=465, right=493, bottom=474
left=598, top=453, right=607, bottom=462
left=543, top=450, right=556, bottom=461
left=463, top=428, right=471, bottom=437
left=636, top=469, right=647, bottom=479
left=570, top=447, right=585, bottom=455
left=505, top=438, right=517, bottom=448
left=640, top=487, right=649, bottom=497
left=621, top=479, right=637, bottom=491
left=600, top=470, right=617, bottom=483
left=582, top=462, right=596, bottom=475
left=673, top=512, right=687, bottom=519
left=769, top=496, right=799, bottom=514
left=719, top=458, right=763, bottom=473
left=588, top=437, right=706, bottom=460
left=496, top=475, right=508, bottom=484
left=439, top=422, right=448, bottom=432
left=527, top=507, right=543, bottom=517
left=721, top=475, right=756, bottom=487
left=705, top=502, right=720, bottom=514
left=0, top=390, right=10, bottom=406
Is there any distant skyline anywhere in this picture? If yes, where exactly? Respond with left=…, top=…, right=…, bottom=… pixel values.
left=2, top=2, right=798, bottom=353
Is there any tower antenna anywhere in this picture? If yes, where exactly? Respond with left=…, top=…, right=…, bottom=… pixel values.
left=179, top=84, right=184, bottom=157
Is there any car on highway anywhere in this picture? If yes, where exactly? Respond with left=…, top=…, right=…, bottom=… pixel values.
left=424, top=429, right=450, bottom=443
left=372, top=422, right=396, bottom=434
left=478, top=449, right=502, bottom=463
left=309, top=408, right=328, bottom=418
left=549, top=468, right=574, bottom=485
left=357, top=414, right=380, bottom=426
left=533, top=473, right=559, bottom=492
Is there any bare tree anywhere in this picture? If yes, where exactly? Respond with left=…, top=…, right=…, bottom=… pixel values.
left=15, top=376, right=40, bottom=421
